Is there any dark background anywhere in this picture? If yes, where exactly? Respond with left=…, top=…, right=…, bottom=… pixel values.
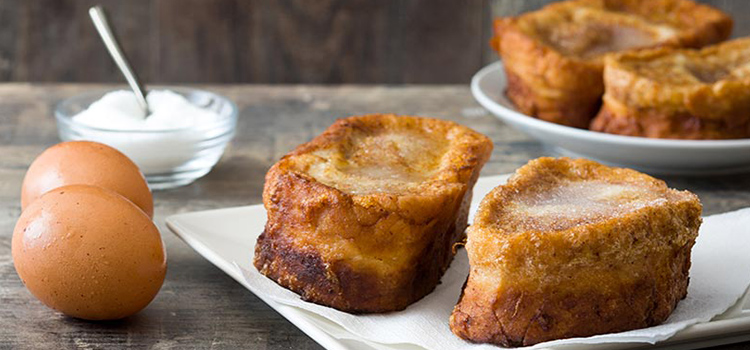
left=1, top=0, right=748, bottom=84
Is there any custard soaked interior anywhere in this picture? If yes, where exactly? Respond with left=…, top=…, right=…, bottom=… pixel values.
left=495, top=180, right=668, bottom=232
left=305, top=130, right=448, bottom=195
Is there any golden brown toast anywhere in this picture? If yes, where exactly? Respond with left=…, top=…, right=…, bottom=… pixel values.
left=254, top=114, right=493, bottom=313
left=450, top=157, right=701, bottom=347
left=591, top=38, right=750, bottom=139
left=492, top=0, right=732, bottom=128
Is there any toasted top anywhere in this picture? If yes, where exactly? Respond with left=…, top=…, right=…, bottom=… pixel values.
left=468, top=158, right=702, bottom=291
left=494, top=0, right=732, bottom=61
left=474, top=157, right=699, bottom=234
left=278, top=114, right=493, bottom=196
left=603, top=38, right=750, bottom=116
left=608, top=37, right=750, bottom=85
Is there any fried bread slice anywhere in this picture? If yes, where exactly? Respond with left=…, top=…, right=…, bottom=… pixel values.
left=591, top=38, right=750, bottom=139
left=450, top=157, right=701, bottom=347
left=492, top=0, right=732, bottom=128
left=254, top=114, right=493, bottom=313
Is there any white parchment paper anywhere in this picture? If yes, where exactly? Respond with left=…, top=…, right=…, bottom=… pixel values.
left=239, top=208, right=750, bottom=349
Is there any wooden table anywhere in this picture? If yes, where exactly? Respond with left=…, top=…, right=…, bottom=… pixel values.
left=1, top=84, right=749, bottom=349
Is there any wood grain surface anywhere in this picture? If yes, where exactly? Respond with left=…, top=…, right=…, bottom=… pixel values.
left=0, top=84, right=749, bottom=349
left=0, top=0, right=747, bottom=84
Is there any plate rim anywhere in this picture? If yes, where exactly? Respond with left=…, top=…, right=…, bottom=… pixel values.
left=471, top=61, right=750, bottom=150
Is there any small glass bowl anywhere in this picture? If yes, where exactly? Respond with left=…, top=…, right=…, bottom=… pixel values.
left=55, top=87, right=238, bottom=190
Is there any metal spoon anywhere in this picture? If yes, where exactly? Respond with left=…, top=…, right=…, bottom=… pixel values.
left=89, top=5, right=150, bottom=117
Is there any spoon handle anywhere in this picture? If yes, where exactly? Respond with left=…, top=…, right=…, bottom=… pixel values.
left=89, top=5, right=150, bottom=116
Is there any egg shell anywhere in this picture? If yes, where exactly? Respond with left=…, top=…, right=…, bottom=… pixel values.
left=12, top=184, right=166, bottom=320
left=21, top=141, right=153, bottom=217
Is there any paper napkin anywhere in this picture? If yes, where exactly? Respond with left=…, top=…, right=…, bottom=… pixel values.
left=239, top=208, right=750, bottom=350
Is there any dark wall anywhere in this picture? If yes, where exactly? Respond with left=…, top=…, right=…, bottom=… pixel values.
left=0, top=0, right=747, bottom=84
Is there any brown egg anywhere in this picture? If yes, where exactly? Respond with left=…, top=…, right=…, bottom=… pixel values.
left=21, top=141, right=153, bottom=217
left=12, top=184, right=166, bottom=320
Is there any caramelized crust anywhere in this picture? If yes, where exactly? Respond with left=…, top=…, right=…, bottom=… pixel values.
left=492, top=0, right=732, bottom=128
left=254, top=114, right=493, bottom=313
left=450, top=158, right=701, bottom=347
left=592, top=38, right=750, bottom=139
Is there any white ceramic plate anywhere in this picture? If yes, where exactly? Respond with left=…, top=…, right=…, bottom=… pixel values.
left=166, top=174, right=750, bottom=350
left=471, top=61, right=750, bottom=175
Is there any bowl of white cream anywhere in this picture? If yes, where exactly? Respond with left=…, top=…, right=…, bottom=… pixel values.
left=55, top=88, right=237, bottom=190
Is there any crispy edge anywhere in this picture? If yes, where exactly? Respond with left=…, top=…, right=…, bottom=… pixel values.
left=591, top=102, right=750, bottom=139
left=450, top=157, right=702, bottom=346
left=451, top=242, right=693, bottom=346
left=593, top=39, right=750, bottom=139
left=494, top=18, right=604, bottom=129
left=254, top=114, right=493, bottom=313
